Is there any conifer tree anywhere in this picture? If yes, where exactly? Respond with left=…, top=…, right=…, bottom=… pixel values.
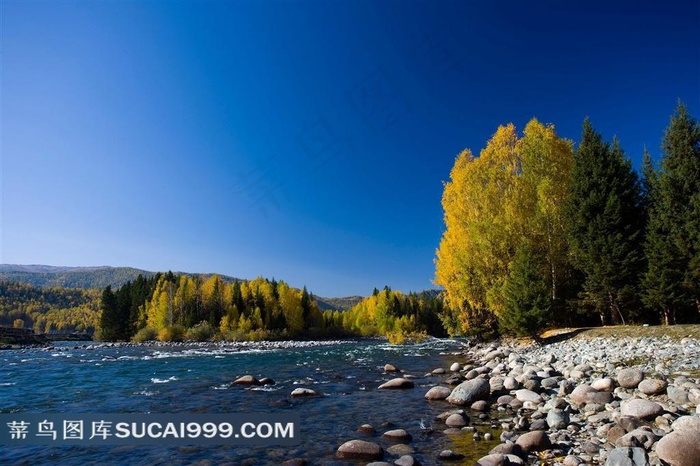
left=643, top=102, right=700, bottom=322
left=564, top=119, right=645, bottom=325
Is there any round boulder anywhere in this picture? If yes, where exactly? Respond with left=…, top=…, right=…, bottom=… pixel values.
left=424, top=386, right=451, bottom=401
left=638, top=378, right=667, bottom=396
left=445, top=413, right=468, bottom=428
left=617, top=368, right=644, bottom=389
left=336, top=440, right=383, bottom=460
left=381, top=429, right=412, bottom=443
left=672, top=415, right=700, bottom=433
left=656, top=429, right=700, bottom=466
left=450, top=362, right=462, bottom=372
left=515, top=431, right=551, bottom=452
left=446, top=378, right=490, bottom=406
left=233, top=375, right=261, bottom=386
left=384, top=364, right=399, bottom=372
left=290, top=388, right=317, bottom=397
left=378, top=378, right=415, bottom=390
left=620, top=398, right=664, bottom=420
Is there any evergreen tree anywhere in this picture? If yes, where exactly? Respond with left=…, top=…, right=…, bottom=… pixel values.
left=300, top=286, right=311, bottom=331
left=643, top=102, right=700, bottom=322
left=564, top=119, right=645, bottom=325
left=500, top=244, right=552, bottom=337
left=98, top=286, right=121, bottom=341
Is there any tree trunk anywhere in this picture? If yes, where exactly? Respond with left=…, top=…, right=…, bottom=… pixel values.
left=662, top=306, right=670, bottom=326
left=609, top=292, right=626, bottom=325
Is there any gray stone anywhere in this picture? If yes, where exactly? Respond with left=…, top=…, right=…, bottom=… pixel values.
left=515, top=389, right=542, bottom=403
left=570, top=384, right=596, bottom=405
left=471, top=400, right=489, bottom=411
left=432, top=368, right=446, bottom=375
left=515, top=430, right=551, bottom=452
left=504, top=376, right=519, bottom=390
left=378, top=378, right=415, bottom=390
left=546, top=409, right=570, bottom=430
left=382, top=429, right=412, bottom=443
left=563, top=455, right=583, bottom=466
left=615, top=428, right=659, bottom=449
left=394, top=455, right=420, bottom=466
left=638, top=378, right=667, bottom=396
left=357, top=424, right=376, bottom=434
left=668, top=385, right=690, bottom=404
left=445, top=413, right=468, bottom=428
left=446, top=378, right=490, bottom=406
left=617, top=368, right=644, bottom=389
left=604, top=447, right=649, bottom=466
left=671, top=415, right=700, bottom=433
left=384, top=364, right=399, bottom=372
left=489, top=443, right=524, bottom=458
left=386, top=444, right=414, bottom=456
left=592, top=378, right=615, bottom=392
left=620, top=399, right=664, bottom=420
left=476, top=454, right=525, bottom=466
left=450, top=362, right=462, bottom=372
left=259, top=377, right=275, bottom=385
left=290, top=388, right=317, bottom=397
left=424, top=386, right=451, bottom=400
left=438, top=450, right=465, bottom=460
left=336, top=440, right=383, bottom=460
left=233, top=375, right=261, bottom=385
left=656, top=430, right=700, bottom=466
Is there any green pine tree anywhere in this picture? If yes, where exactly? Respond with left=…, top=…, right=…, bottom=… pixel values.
left=564, top=119, right=645, bottom=325
left=500, top=244, right=552, bottom=337
left=643, top=102, right=700, bottom=323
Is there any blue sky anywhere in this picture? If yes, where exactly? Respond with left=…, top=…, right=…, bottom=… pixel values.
left=2, top=1, right=699, bottom=297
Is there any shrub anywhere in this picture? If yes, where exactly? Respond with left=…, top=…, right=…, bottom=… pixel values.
left=158, top=325, right=185, bottom=342
left=185, top=321, right=214, bottom=341
left=132, top=327, right=158, bottom=343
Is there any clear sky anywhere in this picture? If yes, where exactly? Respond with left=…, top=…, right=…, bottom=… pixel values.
left=2, top=1, right=699, bottom=297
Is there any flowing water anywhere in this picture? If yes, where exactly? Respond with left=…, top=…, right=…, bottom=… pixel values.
left=0, top=339, right=501, bottom=465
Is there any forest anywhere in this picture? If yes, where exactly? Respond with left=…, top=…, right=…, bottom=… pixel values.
left=2, top=102, right=698, bottom=342
left=435, top=102, right=699, bottom=337
left=98, top=273, right=447, bottom=343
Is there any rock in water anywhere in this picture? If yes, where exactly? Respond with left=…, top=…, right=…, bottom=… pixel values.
left=384, top=364, right=398, bottom=372
left=438, top=450, right=465, bottom=461
left=378, top=378, right=414, bottom=389
left=290, top=388, right=317, bottom=397
left=446, top=378, right=490, bottom=406
left=424, top=386, right=451, bottom=400
left=381, top=429, right=412, bottom=443
left=336, top=440, right=383, bottom=460
left=233, top=375, right=261, bottom=386
left=604, top=447, right=648, bottom=466
left=656, top=430, right=700, bottom=466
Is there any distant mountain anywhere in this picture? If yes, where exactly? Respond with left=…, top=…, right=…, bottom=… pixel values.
left=314, top=295, right=364, bottom=311
left=0, top=264, right=158, bottom=289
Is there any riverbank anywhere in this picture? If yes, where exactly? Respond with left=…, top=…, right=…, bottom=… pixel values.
left=333, top=325, right=699, bottom=465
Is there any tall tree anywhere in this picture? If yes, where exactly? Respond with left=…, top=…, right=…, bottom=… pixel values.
left=564, top=120, right=645, bottom=325
left=98, top=286, right=122, bottom=341
left=435, top=119, right=574, bottom=336
left=643, top=102, right=700, bottom=322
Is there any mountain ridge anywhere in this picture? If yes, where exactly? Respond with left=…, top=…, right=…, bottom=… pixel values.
left=0, top=264, right=366, bottom=311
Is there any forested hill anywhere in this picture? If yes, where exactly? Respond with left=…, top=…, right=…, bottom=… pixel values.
left=0, top=265, right=241, bottom=291
left=0, top=265, right=364, bottom=311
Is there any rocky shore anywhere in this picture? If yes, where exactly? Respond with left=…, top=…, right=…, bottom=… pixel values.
left=327, top=332, right=700, bottom=466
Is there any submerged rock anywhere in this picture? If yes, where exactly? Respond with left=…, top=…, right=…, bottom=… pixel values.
left=378, top=378, right=415, bottom=389
left=336, top=440, right=383, bottom=460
